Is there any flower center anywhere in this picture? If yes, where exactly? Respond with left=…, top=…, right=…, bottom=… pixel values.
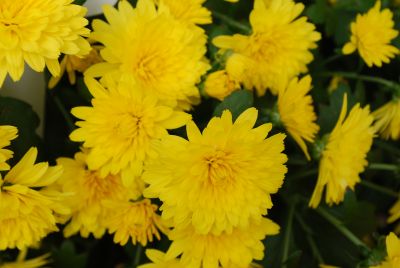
left=115, top=112, right=146, bottom=141
left=134, top=55, right=158, bottom=85
left=247, top=32, right=281, bottom=61
left=204, top=150, right=235, bottom=185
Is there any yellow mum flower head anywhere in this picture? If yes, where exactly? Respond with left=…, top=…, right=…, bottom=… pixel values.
left=0, top=147, right=63, bottom=250
left=165, top=218, right=279, bottom=268
left=70, top=77, right=191, bottom=186
left=204, top=70, right=241, bottom=101
left=342, top=1, right=399, bottom=68
left=372, top=98, right=400, bottom=140
left=155, top=0, right=212, bottom=25
left=213, top=0, right=321, bottom=96
left=105, top=199, right=168, bottom=246
left=370, top=233, right=400, bottom=268
left=309, top=94, right=375, bottom=208
left=144, top=108, right=287, bottom=235
left=277, top=75, right=319, bottom=160
left=0, top=125, right=17, bottom=171
left=56, top=151, right=140, bottom=239
left=0, top=251, right=50, bottom=268
left=138, top=249, right=184, bottom=268
left=48, top=44, right=103, bottom=89
left=86, top=0, right=210, bottom=110
left=0, top=0, right=91, bottom=87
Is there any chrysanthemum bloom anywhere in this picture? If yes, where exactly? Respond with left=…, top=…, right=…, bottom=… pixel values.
left=372, top=99, right=400, bottom=140
left=309, top=95, right=375, bottom=208
left=154, top=0, right=211, bottom=25
left=48, top=44, right=103, bottom=89
left=138, top=249, right=184, bottom=268
left=370, top=233, right=400, bottom=268
left=213, top=0, right=320, bottom=95
left=105, top=199, right=168, bottom=246
left=144, top=108, right=287, bottom=235
left=165, top=218, right=279, bottom=268
left=0, top=125, right=17, bottom=171
left=0, top=0, right=91, bottom=87
left=86, top=0, right=209, bottom=110
left=342, top=1, right=399, bottom=67
left=0, top=147, right=64, bottom=250
left=70, top=77, right=191, bottom=185
left=0, top=249, right=50, bottom=268
left=277, top=75, right=319, bottom=160
left=204, top=70, right=241, bottom=101
left=56, top=151, right=140, bottom=238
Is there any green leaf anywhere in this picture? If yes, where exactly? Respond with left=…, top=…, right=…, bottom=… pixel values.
left=0, top=97, right=42, bottom=162
left=306, top=0, right=329, bottom=24
left=52, top=240, right=87, bottom=268
left=213, top=90, right=254, bottom=119
left=73, top=0, right=87, bottom=5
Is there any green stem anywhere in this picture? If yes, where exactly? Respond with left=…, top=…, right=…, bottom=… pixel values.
left=321, top=54, right=343, bottom=66
left=282, top=202, right=296, bottom=267
left=317, top=72, right=400, bottom=94
left=288, top=169, right=318, bottom=180
left=212, top=11, right=251, bottom=33
left=52, top=94, right=75, bottom=132
left=368, top=163, right=399, bottom=172
left=134, top=244, right=143, bottom=267
left=315, top=206, right=371, bottom=253
left=295, top=213, right=324, bottom=264
left=359, top=180, right=398, bottom=198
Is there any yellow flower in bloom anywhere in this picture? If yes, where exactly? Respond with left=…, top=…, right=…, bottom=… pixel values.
left=0, top=147, right=63, bottom=249
left=204, top=70, right=241, bottom=101
left=105, top=199, right=168, bottom=246
left=370, top=233, right=400, bottom=268
left=56, top=151, right=140, bottom=239
left=86, top=0, right=209, bottom=110
left=165, top=218, right=279, bottom=268
left=342, top=1, right=399, bottom=67
left=0, top=125, right=17, bottom=171
left=154, top=0, right=211, bottom=25
left=0, top=251, right=50, bottom=268
left=138, top=249, right=184, bottom=268
left=144, top=108, right=287, bottom=235
left=0, top=0, right=91, bottom=87
left=48, top=44, right=103, bottom=89
left=277, top=75, right=319, bottom=160
left=70, top=77, right=191, bottom=185
left=213, top=0, right=320, bottom=95
left=309, top=94, right=375, bottom=208
left=372, top=99, right=400, bottom=140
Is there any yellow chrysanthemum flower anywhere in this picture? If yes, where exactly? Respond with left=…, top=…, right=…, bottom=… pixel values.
left=0, top=251, right=50, bottom=268
left=56, top=151, right=140, bottom=239
left=144, top=108, right=287, bottom=235
left=48, top=44, right=103, bottom=89
left=105, top=199, right=168, bottom=246
left=370, top=233, right=400, bottom=268
left=86, top=0, right=209, bottom=110
left=309, top=94, right=375, bottom=208
left=0, top=147, right=64, bottom=250
left=0, top=0, right=91, bottom=87
left=70, top=77, right=191, bottom=185
left=0, top=125, right=17, bottom=171
left=154, top=0, right=211, bottom=25
left=342, top=1, right=399, bottom=67
left=204, top=70, right=241, bottom=101
left=277, top=75, right=319, bottom=160
left=372, top=99, right=400, bottom=140
left=165, top=218, right=279, bottom=268
left=213, top=0, right=321, bottom=95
